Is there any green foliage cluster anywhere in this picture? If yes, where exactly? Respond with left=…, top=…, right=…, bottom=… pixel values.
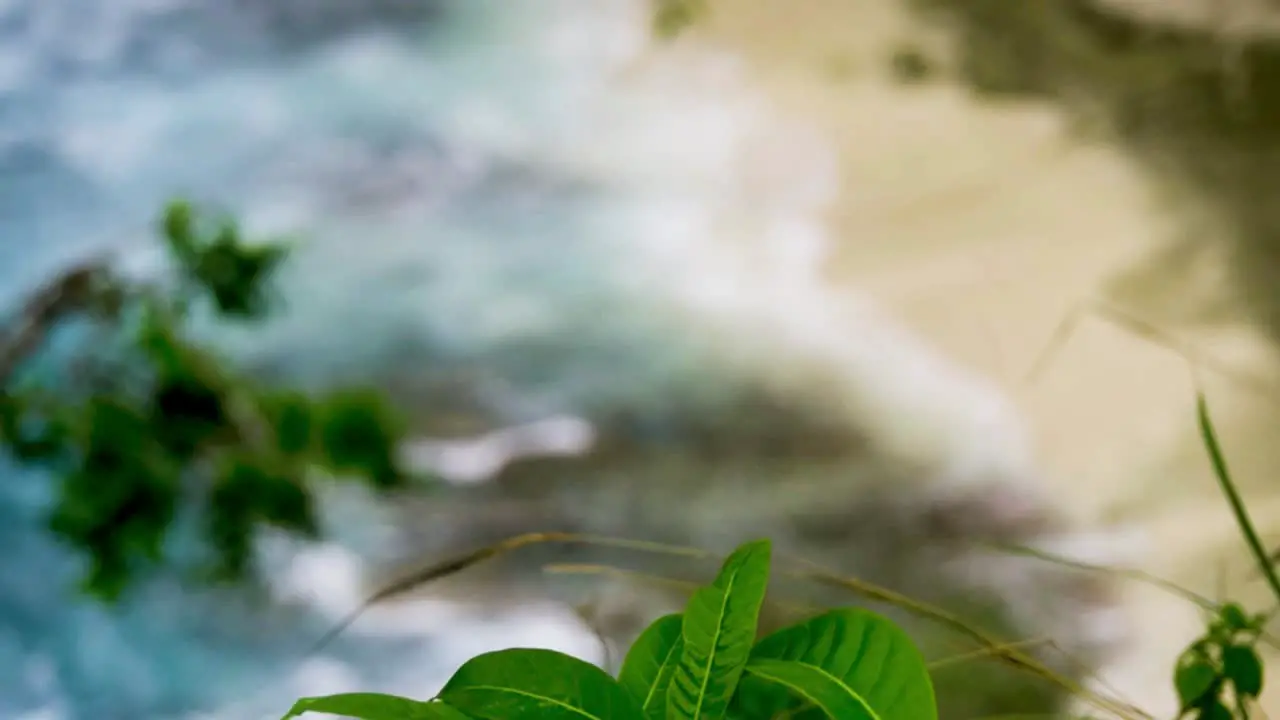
left=1174, top=602, right=1265, bottom=719
left=0, top=200, right=411, bottom=601
left=281, top=538, right=939, bottom=720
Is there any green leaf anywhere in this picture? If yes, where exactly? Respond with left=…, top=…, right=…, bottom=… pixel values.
left=1175, top=652, right=1219, bottom=710
left=261, top=390, right=316, bottom=456
left=732, top=608, right=937, bottom=720
left=171, top=213, right=288, bottom=320
left=148, top=372, right=229, bottom=459
left=279, top=692, right=466, bottom=719
left=668, top=539, right=773, bottom=720
left=1196, top=700, right=1234, bottom=720
left=1223, top=644, right=1264, bottom=698
left=743, top=658, right=877, bottom=719
left=215, top=452, right=317, bottom=535
left=617, top=613, right=685, bottom=718
left=317, top=389, right=405, bottom=488
left=161, top=199, right=199, bottom=266
left=0, top=392, right=72, bottom=464
left=1218, top=603, right=1252, bottom=632
left=438, top=648, right=644, bottom=720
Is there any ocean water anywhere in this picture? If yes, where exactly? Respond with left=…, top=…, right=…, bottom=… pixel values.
left=0, top=1, right=855, bottom=717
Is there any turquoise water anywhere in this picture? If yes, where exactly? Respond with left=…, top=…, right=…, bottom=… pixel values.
left=0, top=1, right=849, bottom=717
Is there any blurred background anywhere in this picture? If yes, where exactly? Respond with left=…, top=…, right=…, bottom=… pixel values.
left=6, top=0, right=1280, bottom=716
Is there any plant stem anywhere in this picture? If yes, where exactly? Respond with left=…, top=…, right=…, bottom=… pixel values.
left=1197, top=393, right=1280, bottom=606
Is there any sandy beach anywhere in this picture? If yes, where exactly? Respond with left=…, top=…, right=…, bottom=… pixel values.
left=645, top=0, right=1280, bottom=714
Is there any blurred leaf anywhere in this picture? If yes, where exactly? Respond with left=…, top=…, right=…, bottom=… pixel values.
left=161, top=199, right=199, bottom=266
left=195, top=227, right=287, bottom=319
left=0, top=392, right=72, bottom=464
left=1218, top=603, right=1252, bottom=633
left=1174, top=651, right=1218, bottom=711
left=1222, top=644, right=1263, bottom=698
left=148, top=373, right=229, bottom=458
left=206, top=476, right=257, bottom=583
left=317, top=389, right=405, bottom=488
left=45, top=396, right=181, bottom=599
left=1196, top=700, right=1234, bottom=720
left=260, top=390, right=315, bottom=456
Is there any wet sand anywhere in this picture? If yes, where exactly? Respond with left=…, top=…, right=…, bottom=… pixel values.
left=664, top=0, right=1280, bottom=714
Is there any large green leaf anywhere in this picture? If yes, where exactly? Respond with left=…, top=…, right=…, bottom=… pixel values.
left=1223, top=644, right=1264, bottom=698
left=668, top=539, right=773, bottom=720
left=1175, top=649, right=1218, bottom=710
left=743, top=658, right=877, bottom=719
left=731, top=608, right=937, bottom=720
left=279, top=692, right=469, bottom=719
left=437, top=648, right=644, bottom=720
left=617, top=613, right=685, bottom=718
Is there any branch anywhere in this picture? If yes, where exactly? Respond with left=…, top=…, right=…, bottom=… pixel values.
left=0, top=256, right=115, bottom=388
